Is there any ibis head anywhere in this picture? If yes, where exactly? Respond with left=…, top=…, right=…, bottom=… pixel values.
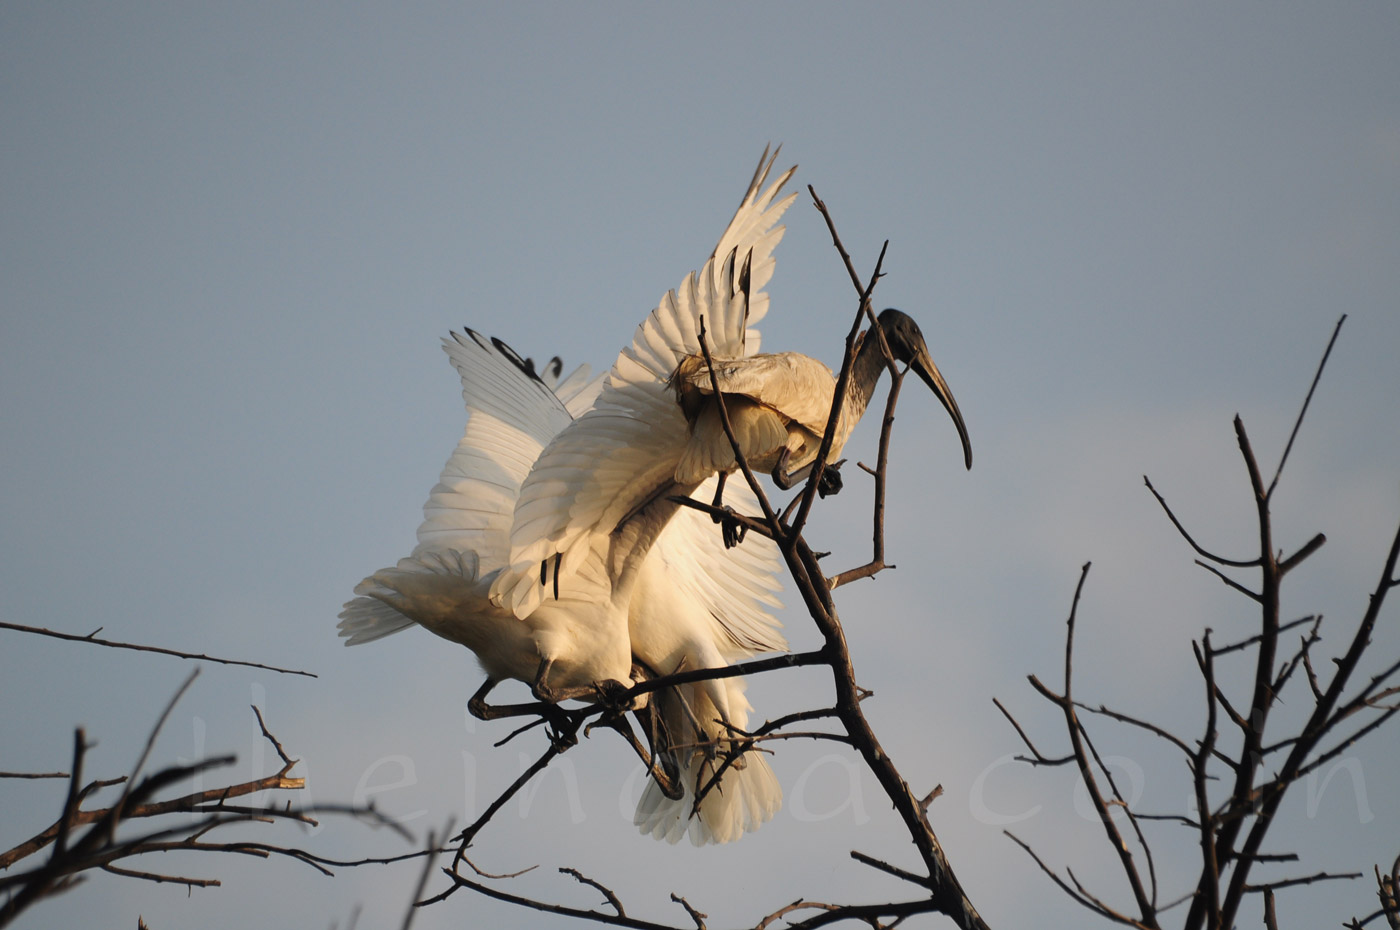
left=876, top=308, right=973, bottom=470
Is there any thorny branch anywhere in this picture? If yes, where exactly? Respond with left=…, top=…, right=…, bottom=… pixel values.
left=1023, top=565, right=1159, bottom=927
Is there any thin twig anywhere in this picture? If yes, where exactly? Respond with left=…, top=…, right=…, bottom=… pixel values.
left=670, top=893, right=707, bottom=930
left=0, top=621, right=316, bottom=678
left=993, top=697, right=1074, bottom=765
left=1266, top=315, right=1345, bottom=499
left=1053, top=563, right=1157, bottom=926
left=400, top=822, right=449, bottom=930
left=851, top=850, right=930, bottom=888
left=1142, top=479, right=1259, bottom=569
left=561, top=868, right=626, bottom=916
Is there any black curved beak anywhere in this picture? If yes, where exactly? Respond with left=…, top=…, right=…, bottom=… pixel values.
left=909, top=343, right=973, bottom=470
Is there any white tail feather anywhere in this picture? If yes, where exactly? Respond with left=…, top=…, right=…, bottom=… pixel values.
left=633, top=679, right=782, bottom=845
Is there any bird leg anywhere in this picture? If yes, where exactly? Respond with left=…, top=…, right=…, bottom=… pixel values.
left=640, top=701, right=683, bottom=791
left=667, top=657, right=730, bottom=764
left=817, top=459, right=845, bottom=497
left=593, top=661, right=682, bottom=799
left=590, top=676, right=636, bottom=710
left=769, top=447, right=803, bottom=490
left=469, top=677, right=557, bottom=721
left=710, top=470, right=728, bottom=508
left=531, top=658, right=635, bottom=710
left=597, top=711, right=683, bottom=801
left=467, top=677, right=510, bottom=719
left=469, top=677, right=576, bottom=747
left=707, top=472, right=748, bottom=548
left=771, top=447, right=845, bottom=497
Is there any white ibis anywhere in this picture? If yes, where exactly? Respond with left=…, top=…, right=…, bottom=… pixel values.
left=339, top=328, right=787, bottom=843
left=340, top=331, right=633, bottom=704
left=343, top=148, right=798, bottom=843
left=490, top=150, right=797, bottom=619
left=670, top=307, right=973, bottom=492
left=482, top=149, right=972, bottom=841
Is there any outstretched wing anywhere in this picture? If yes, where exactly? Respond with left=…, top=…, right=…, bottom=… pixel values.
left=708, top=145, right=798, bottom=354
left=492, top=250, right=743, bottom=616
left=414, top=330, right=582, bottom=577
left=341, top=331, right=585, bottom=643
left=492, top=151, right=797, bottom=617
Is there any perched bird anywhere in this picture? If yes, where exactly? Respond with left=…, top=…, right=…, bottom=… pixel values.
left=338, top=331, right=635, bottom=708
left=339, top=328, right=787, bottom=843
left=491, top=150, right=796, bottom=619
left=670, top=306, right=973, bottom=492
left=344, top=147, right=798, bottom=844
left=484, top=147, right=972, bottom=837
left=484, top=148, right=800, bottom=842
left=491, top=154, right=969, bottom=616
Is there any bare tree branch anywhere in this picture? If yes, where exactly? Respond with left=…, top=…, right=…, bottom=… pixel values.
left=0, top=694, right=399, bottom=927
left=1265, top=314, right=1345, bottom=499
left=0, top=620, right=316, bottom=678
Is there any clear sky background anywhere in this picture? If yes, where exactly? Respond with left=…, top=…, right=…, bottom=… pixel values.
left=3, top=4, right=1398, bottom=929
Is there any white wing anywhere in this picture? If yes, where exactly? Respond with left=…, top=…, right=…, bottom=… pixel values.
left=493, top=250, right=744, bottom=616
left=554, top=364, right=604, bottom=415
left=709, top=145, right=798, bottom=353
left=340, top=331, right=584, bottom=645
left=492, top=153, right=797, bottom=617
left=655, top=477, right=786, bottom=657
left=414, top=330, right=578, bottom=576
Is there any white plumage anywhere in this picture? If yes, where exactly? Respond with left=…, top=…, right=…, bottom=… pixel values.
left=670, top=307, right=974, bottom=489
left=490, top=150, right=798, bottom=618
left=343, top=148, right=801, bottom=843
left=339, top=331, right=625, bottom=695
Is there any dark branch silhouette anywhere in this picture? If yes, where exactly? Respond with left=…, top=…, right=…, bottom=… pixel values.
left=0, top=673, right=402, bottom=927
left=997, top=316, right=1400, bottom=930
left=0, top=620, right=316, bottom=678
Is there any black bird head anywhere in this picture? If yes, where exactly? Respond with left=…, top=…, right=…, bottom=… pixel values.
left=875, top=308, right=973, bottom=470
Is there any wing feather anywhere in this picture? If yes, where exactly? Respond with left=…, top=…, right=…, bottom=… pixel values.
left=414, top=330, right=574, bottom=575
left=491, top=258, right=731, bottom=616
left=657, top=477, right=786, bottom=657
left=492, top=151, right=796, bottom=617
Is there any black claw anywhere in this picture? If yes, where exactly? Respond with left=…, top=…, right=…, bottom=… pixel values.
left=817, top=461, right=845, bottom=498
left=720, top=507, right=748, bottom=548
left=593, top=678, right=633, bottom=711
left=547, top=721, right=578, bottom=752
left=533, top=702, right=576, bottom=749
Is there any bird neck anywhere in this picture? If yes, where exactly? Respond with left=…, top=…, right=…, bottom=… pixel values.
left=835, top=329, right=889, bottom=434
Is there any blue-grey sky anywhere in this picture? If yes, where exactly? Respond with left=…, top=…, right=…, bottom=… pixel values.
left=3, top=4, right=1397, bottom=929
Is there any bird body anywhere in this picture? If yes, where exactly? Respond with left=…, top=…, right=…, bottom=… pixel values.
left=671, top=308, right=974, bottom=489
left=343, top=147, right=798, bottom=844
left=628, top=546, right=781, bottom=844
left=345, top=543, right=634, bottom=695
left=671, top=350, right=841, bottom=484
left=490, top=151, right=799, bottom=619
left=477, top=149, right=799, bottom=843
left=339, top=329, right=637, bottom=698
left=340, top=327, right=787, bottom=843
